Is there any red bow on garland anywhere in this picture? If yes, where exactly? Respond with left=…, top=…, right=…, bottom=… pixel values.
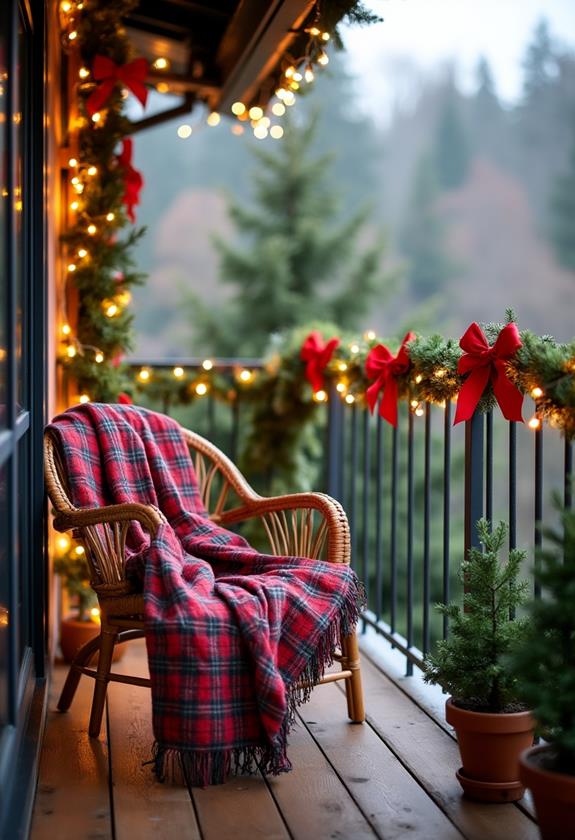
left=86, top=55, right=149, bottom=117
left=365, top=332, right=415, bottom=427
left=300, top=331, right=340, bottom=393
left=453, top=322, right=524, bottom=424
left=117, top=139, right=143, bottom=223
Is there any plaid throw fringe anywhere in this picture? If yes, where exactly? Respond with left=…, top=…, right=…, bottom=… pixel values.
left=49, top=404, right=364, bottom=786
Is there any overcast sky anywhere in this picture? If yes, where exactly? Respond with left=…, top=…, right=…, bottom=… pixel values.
left=342, top=0, right=575, bottom=125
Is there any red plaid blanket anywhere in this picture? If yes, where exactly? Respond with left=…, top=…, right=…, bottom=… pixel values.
left=48, top=404, right=363, bottom=785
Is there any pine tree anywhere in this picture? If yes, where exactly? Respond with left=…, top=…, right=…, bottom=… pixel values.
left=522, top=18, right=556, bottom=101
left=399, top=154, right=454, bottom=299
left=550, top=124, right=575, bottom=272
left=433, top=92, right=470, bottom=190
left=188, top=114, right=391, bottom=356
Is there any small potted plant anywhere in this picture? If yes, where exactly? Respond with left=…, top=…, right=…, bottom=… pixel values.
left=512, top=501, right=575, bottom=838
left=54, top=537, right=101, bottom=662
left=424, top=519, right=534, bottom=802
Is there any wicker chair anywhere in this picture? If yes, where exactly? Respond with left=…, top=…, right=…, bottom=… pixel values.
left=45, top=424, right=365, bottom=740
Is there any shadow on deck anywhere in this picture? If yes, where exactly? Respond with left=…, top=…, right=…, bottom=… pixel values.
left=31, top=640, right=538, bottom=840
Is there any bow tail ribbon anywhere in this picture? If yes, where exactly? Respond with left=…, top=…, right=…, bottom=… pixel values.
left=86, top=79, right=115, bottom=116
left=492, top=359, right=524, bottom=422
left=453, top=365, right=491, bottom=424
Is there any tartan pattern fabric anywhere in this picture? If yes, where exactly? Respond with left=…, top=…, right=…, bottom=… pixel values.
left=48, top=403, right=363, bottom=785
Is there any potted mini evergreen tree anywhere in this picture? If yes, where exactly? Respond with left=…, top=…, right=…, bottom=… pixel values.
left=424, top=519, right=534, bottom=802
left=513, top=501, right=575, bottom=838
left=54, top=539, right=101, bottom=662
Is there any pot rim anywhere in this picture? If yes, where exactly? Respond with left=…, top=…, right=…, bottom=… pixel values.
left=446, top=697, right=534, bottom=732
left=520, top=744, right=575, bottom=786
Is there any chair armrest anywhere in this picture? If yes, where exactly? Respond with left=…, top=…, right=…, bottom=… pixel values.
left=53, top=503, right=164, bottom=537
left=219, top=492, right=351, bottom=564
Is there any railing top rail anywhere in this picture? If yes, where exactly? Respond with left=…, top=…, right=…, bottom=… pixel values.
left=127, top=357, right=265, bottom=369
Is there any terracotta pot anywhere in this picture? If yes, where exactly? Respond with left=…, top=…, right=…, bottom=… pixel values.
left=60, top=617, right=124, bottom=664
left=519, top=745, right=575, bottom=839
left=446, top=697, right=534, bottom=802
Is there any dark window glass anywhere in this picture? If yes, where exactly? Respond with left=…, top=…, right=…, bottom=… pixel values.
left=0, top=11, right=7, bottom=428
left=15, top=15, right=25, bottom=411
left=0, top=462, right=9, bottom=728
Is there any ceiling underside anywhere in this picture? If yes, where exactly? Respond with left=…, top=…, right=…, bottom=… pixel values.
left=125, top=0, right=318, bottom=121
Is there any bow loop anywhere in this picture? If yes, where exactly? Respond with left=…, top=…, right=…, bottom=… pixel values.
left=116, top=139, right=144, bottom=223
left=300, top=331, right=340, bottom=393
left=454, top=322, right=524, bottom=424
left=87, top=56, right=149, bottom=116
left=365, top=332, right=415, bottom=427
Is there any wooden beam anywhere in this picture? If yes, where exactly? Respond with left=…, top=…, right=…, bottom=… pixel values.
left=213, top=0, right=315, bottom=112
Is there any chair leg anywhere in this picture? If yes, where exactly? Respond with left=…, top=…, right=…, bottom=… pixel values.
left=57, top=633, right=103, bottom=712
left=88, top=624, right=118, bottom=738
left=342, top=630, right=365, bottom=723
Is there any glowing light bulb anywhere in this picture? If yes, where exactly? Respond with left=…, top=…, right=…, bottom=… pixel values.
left=364, top=330, right=376, bottom=341
left=239, top=369, right=253, bottom=383
left=61, top=323, right=71, bottom=336
left=258, top=117, right=270, bottom=128
left=531, top=386, right=543, bottom=399
left=275, top=88, right=287, bottom=100
left=173, top=366, right=184, bottom=379
left=336, top=382, right=346, bottom=393
left=304, top=66, right=315, bottom=83
left=528, top=416, right=541, bottom=430
left=79, top=394, right=90, bottom=404
left=106, top=212, right=115, bottom=221
left=152, top=57, right=169, bottom=71
left=105, top=303, right=118, bottom=318
left=95, top=351, right=104, bottom=363
left=317, top=51, right=329, bottom=66
left=138, top=368, right=150, bottom=382
left=73, top=183, right=84, bottom=194
left=207, top=112, right=220, bottom=126
left=90, top=607, right=101, bottom=623
left=77, top=248, right=87, bottom=258
left=231, top=101, right=246, bottom=116
left=156, top=82, right=169, bottom=94
left=67, top=263, right=76, bottom=272
left=66, top=345, right=77, bottom=358
left=202, top=359, right=213, bottom=371
left=87, top=224, right=97, bottom=235
left=70, top=176, right=79, bottom=185
left=87, top=165, right=97, bottom=176
left=321, top=32, right=330, bottom=41
left=284, top=66, right=295, bottom=78
left=79, top=67, right=90, bottom=79
left=283, top=92, right=296, bottom=106
left=61, top=1, right=72, bottom=12
left=350, top=344, right=359, bottom=354
left=57, top=534, right=71, bottom=553
left=270, top=125, right=284, bottom=139
left=68, top=157, right=78, bottom=167
left=91, top=111, right=101, bottom=123
left=415, top=406, right=425, bottom=417
left=70, top=201, right=79, bottom=211
left=308, top=26, right=320, bottom=37
left=338, top=362, right=347, bottom=372
left=415, top=374, right=423, bottom=384
left=313, top=390, right=327, bottom=403
left=345, top=394, right=355, bottom=404
left=410, top=399, right=419, bottom=408
left=177, top=124, right=192, bottom=139
left=254, top=125, right=268, bottom=140
left=435, top=368, right=447, bottom=378
left=195, top=382, right=208, bottom=396
left=68, top=30, right=78, bottom=41
left=293, top=72, right=303, bottom=82
left=272, top=102, right=285, bottom=117
left=249, top=106, right=264, bottom=121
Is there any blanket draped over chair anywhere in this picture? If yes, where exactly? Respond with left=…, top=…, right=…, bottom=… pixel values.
left=48, top=404, right=363, bottom=785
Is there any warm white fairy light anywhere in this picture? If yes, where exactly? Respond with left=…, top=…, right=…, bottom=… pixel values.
left=248, top=106, right=263, bottom=121
left=61, top=323, right=71, bottom=336
left=105, top=302, right=118, bottom=318
left=87, top=224, right=97, bottom=235
left=95, top=351, right=104, bottom=364
left=531, top=386, right=543, bottom=399
left=79, top=67, right=90, bottom=79
left=304, top=66, right=315, bottom=83
left=77, top=248, right=87, bottom=258
left=195, top=382, right=208, bottom=396
left=177, top=124, right=192, bottom=139
left=207, top=112, right=221, bottom=127
left=317, top=51, right=329, bottom=66
left=56, top=534, right=71, bottom=553
left=106, top=212, right=115, bottom=222
left=202, top=359, right=213, bottom=371
left=68, top=30, right=78, bottom=41
left=87, top=165, right=97, bottom=176
left=231, top=102, right=246, bottom=116
left=415, top=405, right=425, bottom=417
left=270, top=125, right=284, bottom=139
left=66, top=344, right=77, bottom=358
left=239, top=369, right=253, bottom=383
left=91, top=111, right=101, bottom=123
left=350, top=343, right=359, bottom=354
left=345, top=394, right=355, bottom=404
left=272, top=102, right=285, bottom=117
left=173, top=366, right=184, bottom=379
left=152, top=57, right=169, bottom=71
left=313, top=389, right=327, bottom=403
left=254, top=125, right=268, bottom=140
left=336, top=382, right=346, bottom=393
left=364, top=330, right=376, bottom=341
left=67, top=263, right=77, bottom=273
left=283, top=91, right=296, bottom=106
left=337, top=362, right=347, bottom=372
left=68, top=157, right=78, bottom=167
left=529, top=415, right=541, bottom=430
left=138, top=367, right=150, bottom=383
left=79, top=394, right=90, bottom=404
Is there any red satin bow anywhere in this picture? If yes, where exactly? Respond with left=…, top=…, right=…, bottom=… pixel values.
left=365, top=332, right=415, bottom=427
left=117, top=139, right=143, bottom=223
left=87, top=55, right=149, bottom=116
left=300, top=331, right=340, bottom=392
left=454, top=322, right=524, bottom=424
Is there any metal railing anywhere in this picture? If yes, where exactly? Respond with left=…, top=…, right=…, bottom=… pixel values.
left=128, top=359, right=573, bottom=675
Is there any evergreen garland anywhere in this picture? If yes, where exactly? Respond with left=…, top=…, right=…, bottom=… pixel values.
left=59, top=0, right=147, bottom=402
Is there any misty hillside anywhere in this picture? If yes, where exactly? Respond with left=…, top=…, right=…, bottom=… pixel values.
left=130, top=19, right=575, bottom=356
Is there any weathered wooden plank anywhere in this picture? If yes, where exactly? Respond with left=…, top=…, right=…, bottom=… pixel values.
left=301, top=683, right=464, bottom=839
left=192, top=775, right=291, bottom=840
left=266, top=709, right=378, bottom=840
left=105, top=639, right=200, bottom=840
left=358, top=656, right=540, bottom=840
left=30, top=664, right=112, bottom=840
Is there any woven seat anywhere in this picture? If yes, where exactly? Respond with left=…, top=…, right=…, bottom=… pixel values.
left=44, top=421, right=365, bottom=741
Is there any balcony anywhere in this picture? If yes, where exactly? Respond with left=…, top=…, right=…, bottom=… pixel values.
left=31, top=639, right=539, bottom=840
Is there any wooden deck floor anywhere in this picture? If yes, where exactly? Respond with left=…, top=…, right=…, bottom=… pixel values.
left=31, top=640, right=539, bottom=840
